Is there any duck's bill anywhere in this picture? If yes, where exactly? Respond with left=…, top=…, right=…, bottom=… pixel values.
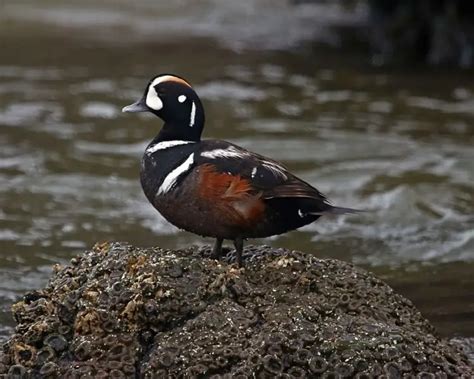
left=122, top=98, right=148, bottom=113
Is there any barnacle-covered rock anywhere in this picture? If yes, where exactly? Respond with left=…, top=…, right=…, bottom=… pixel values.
left=2, top=242, right=473, bottom=377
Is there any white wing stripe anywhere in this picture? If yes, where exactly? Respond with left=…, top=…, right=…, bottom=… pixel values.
left=200, top=146, right=249, bottom=159
left=201, top=147, right=287, bottom=179
left=146, top=140, right=194, bottom=155
left=261, top=161, right=288, bottom=179
left=158, top=153, right=194, bottom=195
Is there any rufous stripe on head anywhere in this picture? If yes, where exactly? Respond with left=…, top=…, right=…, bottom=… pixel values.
left=151, top=75, right=192, bottom=88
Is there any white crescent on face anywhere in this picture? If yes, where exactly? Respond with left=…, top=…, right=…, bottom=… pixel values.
left=146, top=78, right=164, bottom=111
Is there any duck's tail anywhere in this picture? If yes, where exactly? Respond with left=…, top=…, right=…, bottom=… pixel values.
left=308, top=205, right=365, bottom=216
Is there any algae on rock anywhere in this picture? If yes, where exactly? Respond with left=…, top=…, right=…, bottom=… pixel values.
left=1, top=242, right=473, bottom=377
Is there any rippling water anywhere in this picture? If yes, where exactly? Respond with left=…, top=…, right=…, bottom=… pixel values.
left=0, top=1, right=473, bottom=341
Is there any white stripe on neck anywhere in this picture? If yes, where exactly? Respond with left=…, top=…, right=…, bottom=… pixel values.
left=189, top=102, right=196, bottom=127
left=146, top=140, right=194, bottom=155
left=157, top=153, right=194, bottom=195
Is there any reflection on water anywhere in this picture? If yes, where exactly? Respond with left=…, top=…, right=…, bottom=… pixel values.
left=0, top=1, right=473, bottom=341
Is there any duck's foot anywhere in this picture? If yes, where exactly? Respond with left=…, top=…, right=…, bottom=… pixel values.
left=233, top=238, right=244, bottom=267
left=211, top=238, right=223, bottom=259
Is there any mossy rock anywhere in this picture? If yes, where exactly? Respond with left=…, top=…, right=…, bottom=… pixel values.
left=1, top=242, right=473, bottom=377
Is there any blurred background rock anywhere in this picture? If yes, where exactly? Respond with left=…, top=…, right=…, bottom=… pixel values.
left=298, top=0, right=474, bottom=67
left=0, top=0, right=473, bottom=347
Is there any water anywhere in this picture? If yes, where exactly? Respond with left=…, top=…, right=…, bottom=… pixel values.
left=0, top=1, right=473, bottom=341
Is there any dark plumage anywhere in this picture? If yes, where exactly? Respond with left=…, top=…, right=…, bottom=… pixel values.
left=123, top=74, right=359, bottom=266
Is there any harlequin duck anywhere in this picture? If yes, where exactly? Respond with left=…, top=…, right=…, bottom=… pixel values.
left=123, top=74, right=359, bottom=266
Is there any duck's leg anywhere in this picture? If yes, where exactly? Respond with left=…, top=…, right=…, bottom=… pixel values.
left=211, top=238, right=223, bottom=259
left=233, top=237, right=244, bottom=267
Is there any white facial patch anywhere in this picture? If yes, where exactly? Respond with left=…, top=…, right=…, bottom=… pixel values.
left=201, top=146, right=249, bottom=159
left=178, top=95, right=187, bottom=103
left=251, top=167, right=258, bottom=178
left=157, top=153, right=194, bottom=195
left=146, top=83, right=163, bottom=111
left=189, top=102, right=196, bottom=127
left=146, top=140, right=194, bottom=155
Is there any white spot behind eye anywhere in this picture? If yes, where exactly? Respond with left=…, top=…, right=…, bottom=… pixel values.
left=178, top=95, right=187, bottom=103
left=146, top=85, right=163, bottom=111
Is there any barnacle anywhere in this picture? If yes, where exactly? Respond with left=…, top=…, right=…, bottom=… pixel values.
left=123, top=364, right=135, bottom=375
left=335, top=362, right=354, bottom=377
left=36, top=346, right=56, bottom=366
left=186, top=364, right=208, bottom=376
left=74, top=340, right=93, bottom=361
left=216, top=356, right=228, bottom=368
left=354, top=372, right=371, bottom=379
left=369, top=363, right=383, bottom=376
left=398, top=357, right=412, bottom=372
left=44, top=334, right=68, bottom=353
left=429, top=354, right=446, bottom=367
left=109, top=369, right=126, bottom=378
left=11, top=343, right=36, bottom=367
left=308, top=356, right=327, bottom=373
left=410, top=351, right=427, bottom=364
left=2, top=243, right=473, bottom=377
left=267, top=343, right=283, bottom=356
left=287, top=366, right=306, bottom=378
left=8, top=364, right=27, bottom=378
left=95, top=370, right=110, bottom=379
left=383, top=362, right=401, bottom=377
left=417, top=372, right=436, bottom=379
left=292, top=348, right=311, bottom=365
left=298, top=330, right=316, bottom=344
left=247, top=353, right=261, bottom=366
left=109, top=344, right=127, bottom=360
left=262, top=355, right=283, bottom=374
left=108, top=360, right=123, bottom=370
left=39, top=362, right=59, bottom=376
left=321, top=371, right=339, bottom=379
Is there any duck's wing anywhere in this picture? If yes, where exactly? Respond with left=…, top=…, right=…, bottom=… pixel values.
left=196, top=140, right=329, bottom=202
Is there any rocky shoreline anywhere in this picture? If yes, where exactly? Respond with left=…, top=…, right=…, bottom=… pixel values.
left=2, top=242, right=473, bottom=377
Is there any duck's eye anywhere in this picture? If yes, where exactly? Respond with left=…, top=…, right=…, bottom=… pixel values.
left=178, top=95, right=187, bottom=103
left=155, top=87, right=166, bottom=96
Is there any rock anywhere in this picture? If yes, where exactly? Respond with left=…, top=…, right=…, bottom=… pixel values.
left=367, top=0, right=474, bottom=66
left=1, top=242, right=473, bottom=377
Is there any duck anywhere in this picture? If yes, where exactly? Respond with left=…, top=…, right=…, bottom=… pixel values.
left=123, top=74, right=359, bottom=266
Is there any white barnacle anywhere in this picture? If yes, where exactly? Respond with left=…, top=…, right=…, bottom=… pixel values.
left=178, top=95, right=187, bottom=103
left=251, top=167, right=258, bottom=178
left=157, top=153, right=194, bottom=195
left=146, top=140, right=195, bottom=155
left=298, top=209, right=305, bottom=218
left=189, top=101, right=196, bottom=127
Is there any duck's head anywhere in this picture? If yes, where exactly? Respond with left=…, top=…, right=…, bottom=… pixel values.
left=123, top=74, right=205, bottom=141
